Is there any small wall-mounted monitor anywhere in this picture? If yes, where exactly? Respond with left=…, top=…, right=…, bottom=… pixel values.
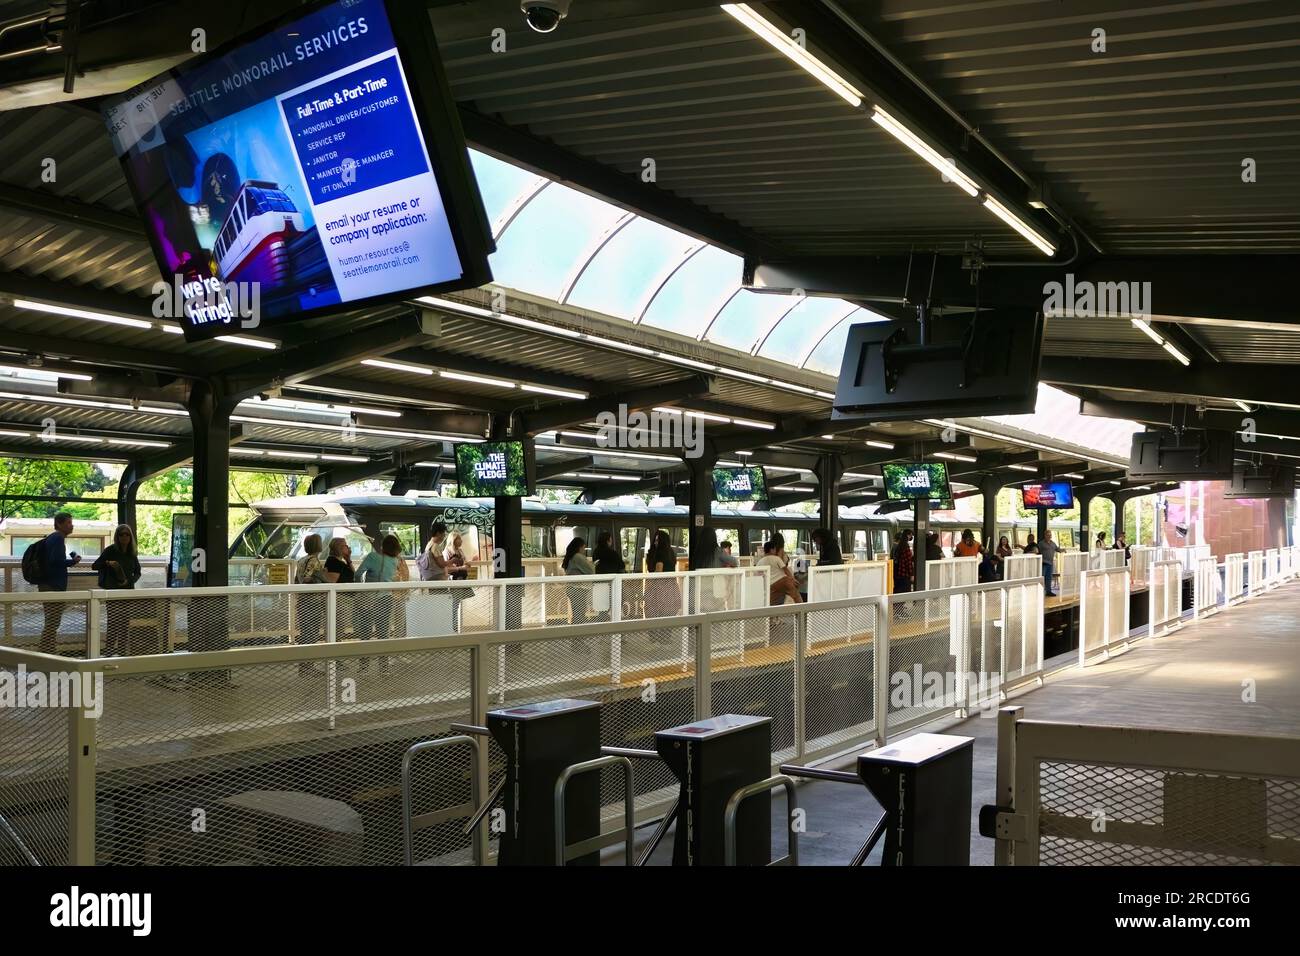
left=882, top=462, right=952, bottom=501
left=712, top=467, right=768, bottom=503
left=1129, top=430, right=1235, bottom=480
left=1022, top=482, right=1075, bottom=509
left=1224, top=462, right=1296, bottom=499
left=455, top=442, right=532, bottom=498
left=102, top=0, right=494, bottom=342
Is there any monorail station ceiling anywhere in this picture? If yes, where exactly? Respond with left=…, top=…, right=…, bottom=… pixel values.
left=0, top=0, right=1296, bottom=496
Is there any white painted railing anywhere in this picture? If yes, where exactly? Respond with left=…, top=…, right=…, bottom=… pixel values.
left=1002, top=553, right=1042, bottom=584
left=1149, top=559, right=1184, bottom=637
left=1248, top=550, right=1266, bottom=594
left=1225, top=552, right=1246, bottom=605
left=1057, top=552, right=1089, bottom=599
left=1077, top=567, right=1130, bottom=666
left=1193, top=556, right=1224, bottom=619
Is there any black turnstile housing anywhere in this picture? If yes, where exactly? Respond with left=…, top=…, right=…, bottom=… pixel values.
left=656, top=715, right=771, bottom=866
left=858, top=733, right=974, bottom=866
left=487, top=698, right=601, bottom=866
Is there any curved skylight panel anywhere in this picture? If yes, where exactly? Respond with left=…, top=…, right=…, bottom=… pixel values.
left=756, top=298, right=858, bottom=363
left=469, top=150, right=543, bottom=231
left=989, top=384, right=1138, bottom=458
left=639, top=245, right=741, bottom=337
left=566, top=217, right=696, bottom=320
left=803, top=313, right=857, bottom=373
left=488, top=182, right=628, bottom=302
left=704, top=290, right=806, bottom=353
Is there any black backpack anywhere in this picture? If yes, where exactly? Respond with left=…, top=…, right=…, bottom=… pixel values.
left=21, top=538, right=47, bottom=585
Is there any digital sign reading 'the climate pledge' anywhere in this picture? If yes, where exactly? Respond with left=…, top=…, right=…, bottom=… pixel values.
left=102, top=0, right=493, bottom=341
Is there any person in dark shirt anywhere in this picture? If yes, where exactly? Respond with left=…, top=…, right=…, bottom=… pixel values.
left=811, top=528, right=843, bottom=567
left=93, top=524, right=144, bottom=656
left=39, top=512, right=81, bottom=654
left=592, top=531, right=625, bottom=575
left=925, top=531, right=943, bottom=561
left=323, top=537, right=355, bottom=641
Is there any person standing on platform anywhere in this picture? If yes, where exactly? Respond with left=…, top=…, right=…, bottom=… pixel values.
left=759, top=540, right=802, bottom=605
left=645, top=530, right=681, bottom=622
left=892, top=532, right=915, bottom=594
left=1023, top=534, right=1040, bottom=555
left=293, top=533, right=328, bottom=674
left=995, top=535, right=1013, bottom=579
left=926, top=531, right=944, bottom=561
left=323, top=537, right=355, bottom=641
left=356, top=534, right=404, bottom=667
left=562, top=537, right=595, bottom=640
left=38, top=512, right=81, bottom=654
left=1096, top=531, right=1107, bottom=551
left=1115, top=533, right=1131, bottom=563
left=717, top=540, right=740, bottom=569
left=417, top=522, right=450, bottom=582
left=811, top=528, right=843, bottom=566
left=954, top=529, right=982, bottom=557
left=1040, top=530, right=1061, bottom=598
left=592, top=531, right=626, bottom=575
left=93, top=524, right=143, bottom=656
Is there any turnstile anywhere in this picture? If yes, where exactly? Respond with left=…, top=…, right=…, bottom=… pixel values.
left=858, top=733, right=974, bottom=866
left=655, top=714, right=772, bottom=866
left=488, top=698, right=602, bottom=866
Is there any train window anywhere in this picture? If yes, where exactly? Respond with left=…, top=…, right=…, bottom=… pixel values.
left=619, top=528, right=646, bottom=571
left=521, top=523, right=551, bottom=558
left=380, top=522, right=419, bottom=557
left=231, top=519, right=274, bottom=558
left=873, top=530, right=891, bottom=558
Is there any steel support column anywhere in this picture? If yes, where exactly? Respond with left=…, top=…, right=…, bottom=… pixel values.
left=686, top=453, right=718, bottom=571
left=815, top=453, right=843, bottom=542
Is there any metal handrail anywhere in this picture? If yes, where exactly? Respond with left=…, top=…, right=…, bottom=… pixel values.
left=724, top=775, right=798, bottom=867
left=780, top=763, right=886, bottom=866
left=401, top=735, right=480, bottom=867
left=554, top=755, right=635, bottom=866
left=0, top=808, right=39, bottom=866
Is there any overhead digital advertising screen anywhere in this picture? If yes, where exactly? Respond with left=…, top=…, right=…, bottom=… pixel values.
left=882, top=463, right=952, bottom=501
left=1022, top=482, right=1075, bottom=509
left=455, top=442, right=531, bottom=498
left=712, top=467, right=768, bottom=503
left=102, top=0, right=493, bottom=341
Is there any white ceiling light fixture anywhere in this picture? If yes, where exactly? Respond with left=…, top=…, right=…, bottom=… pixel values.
left=0, top=363, right=94, bottom=382
left=215, top=335, right=278, bottom=350
left=1061, top=472, right=1086, bottom=480
left=361, top=358, right=435, bottom=376
left=1162, top=341, right=1191, bottom=366
left=440, top=370, right=518, bottom=389
left=981, top=195, right=1056, bottom=256
left=1234, top=401, right=1252, bottom=413
left=14, top=299, right=154, bottom=331
left=1131, top=318, right=1164, bottom=344
left=105, top=438, right=171, bottom=448
left=720, top=3, right=863, bottom=108
left=521, top=383, right=589, bottom=400
left=934, top=451, right=977, bottom=463
left=865, top=439, right=895, bottom=450
left=870, top=107, right=979, bottom=198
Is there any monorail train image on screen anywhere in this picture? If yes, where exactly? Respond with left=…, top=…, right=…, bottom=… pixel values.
left=230, top=494, right=1078, bottom=573
left=211, top=181, right=306, bottom=287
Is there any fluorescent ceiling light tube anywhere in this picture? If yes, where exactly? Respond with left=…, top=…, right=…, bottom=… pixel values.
left=0, top=428, right=31, bottom=438
left=440, top=370, right=517, bottom=389
left=661, top=354, right=717, bottom=371
left=521, top=383, right=588, bottom=400
left=870, top=107, right=979, bottom=197
left=1131, top=318, right=1165, bottom=344
left=1234, top=401, right=1252, bottom=413
left=361, top=358, right=434, bottom=375
left=731, top=418, right=776, bottom=430
left=0, top=364, right=93, bottom=381
left=321, top=454, right=369, bottom=463
left=1162, top=341, right=1190, bottom=366
left=720, top=4, right=863, bottom=108
left=584, top=334, right=656, bottom=356
left=216, top=335, right=278, bottom=350
left=416, top=295, right=496, bottom=318
left=981, top=195, right=1056, bottom=256
left=1061, top=472, right=1086, bottom=480
left=14, top=299, right=153, bottom=330
left=865, top=440, right=895, bottom=449
left=105, top=438, right=170, bottom=448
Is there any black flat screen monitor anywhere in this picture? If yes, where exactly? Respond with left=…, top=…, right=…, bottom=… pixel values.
left=102, top=0, right=493, bottom=341
left=1129, top=430, right=1234, bottom=481
left=1224, top=462, right=1296, bottom=499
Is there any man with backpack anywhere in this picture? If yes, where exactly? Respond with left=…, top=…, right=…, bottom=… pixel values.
left=30, top=512, right=82, bottom=653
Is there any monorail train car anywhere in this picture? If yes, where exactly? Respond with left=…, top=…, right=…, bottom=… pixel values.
left=230, top=494, right=1077, bottom=572
left=211, top=181, right=306, bottom=286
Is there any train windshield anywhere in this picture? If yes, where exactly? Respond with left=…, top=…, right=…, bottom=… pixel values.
left=231, top=515, right=374, bottom=561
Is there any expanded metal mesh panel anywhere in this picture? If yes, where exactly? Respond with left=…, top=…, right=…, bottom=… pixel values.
left=93, top=647, right=474, bottom=865
left=0, top=672, right=68, bottom=865
left=886, top=596, right=959, bottom=732
left=1007, top=584, right=1044, bottom=683
left=803, top=604, right=875, bottom=756
left=1057, top=553, right=1088, bottom=599
left=485, top=626, right=697, bottom=830
left=0, top=596, right=89, bottom=657
left=1037, top=761, right=1300, bottom=866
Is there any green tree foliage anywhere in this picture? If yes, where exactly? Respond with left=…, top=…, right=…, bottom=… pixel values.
left=0, top=458, right=111, bottom=520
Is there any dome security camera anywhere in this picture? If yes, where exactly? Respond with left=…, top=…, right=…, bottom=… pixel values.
left=521, top=0, right=571, bottom=33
